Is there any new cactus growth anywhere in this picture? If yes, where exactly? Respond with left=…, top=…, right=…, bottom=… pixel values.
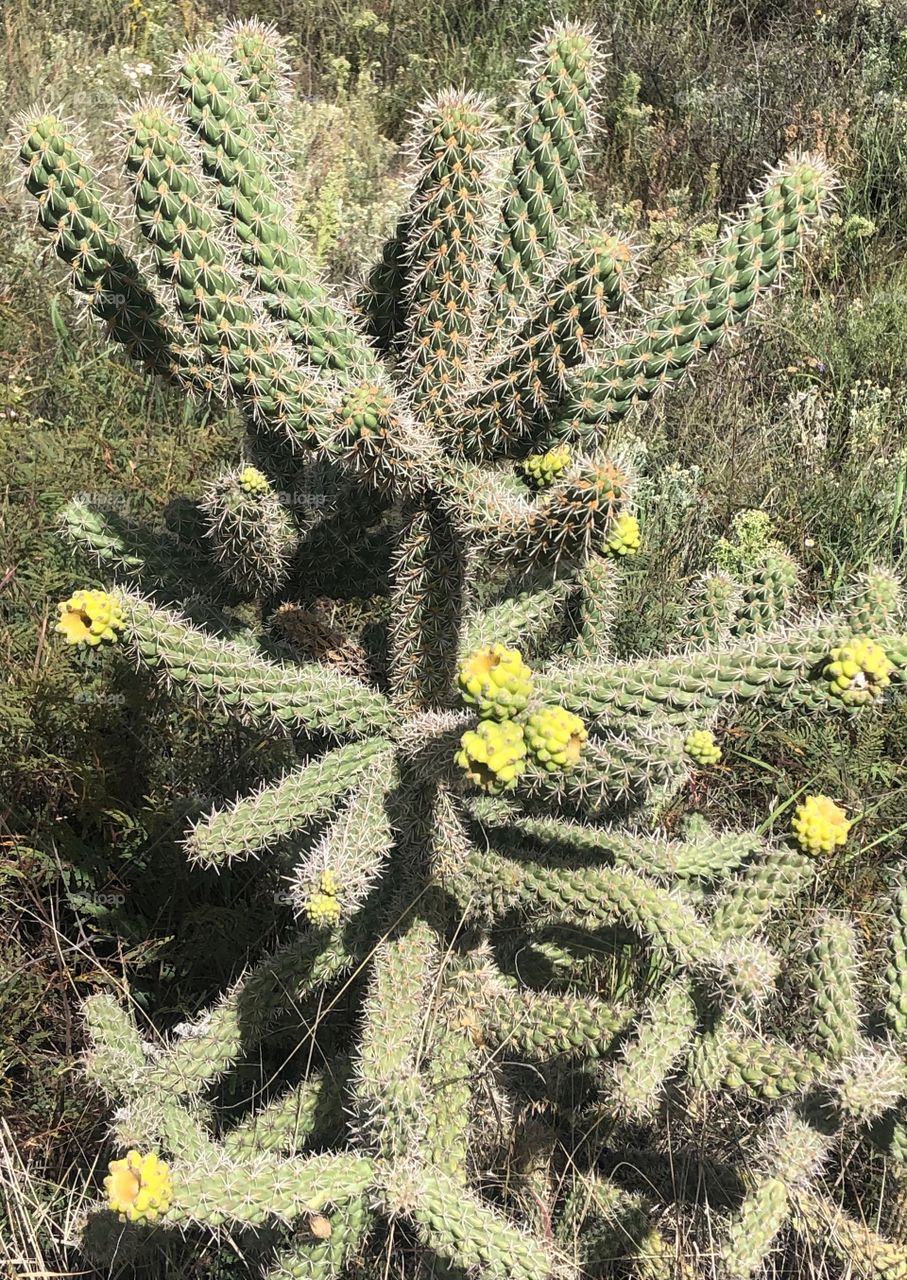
left=17, top=16, right=907, bottom=1279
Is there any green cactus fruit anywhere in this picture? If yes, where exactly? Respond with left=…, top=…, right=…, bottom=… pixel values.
left=604, top=511, right=641, bottom=557
left=684, top=728, right=722, bottom=766
left=456, top=720, right=528, bottom=793
left=521, top=446, right=572, bottom=489
left=457, top=644, right=534, bottom=720
left=524, top=705, right=588, bottom=772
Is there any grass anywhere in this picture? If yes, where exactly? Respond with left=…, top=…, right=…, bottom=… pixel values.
left=2, top=0, right=907, bottom=1273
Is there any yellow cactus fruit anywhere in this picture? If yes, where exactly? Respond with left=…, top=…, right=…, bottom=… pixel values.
left=822, top=637, right=892, bottom=707
left=457, top=644, right=534, bottom=721
left=684, top=729, right=722, bottom=766
left=105, top=1149, right=172, bottom=1223
left=304, top=869, right=341, bottom=927
left=238, top=464, right=270, bottom=495
left=521, top=445, right=571, bottom=489
left=56, top=589, right=125, bottom=647
left=456, top=720, right=527, bottom=794
left=524, top=705, right=588, bottom=772
left=604, top=512, right=641, bottom=557
left=791, top=795, right=851, bottom=855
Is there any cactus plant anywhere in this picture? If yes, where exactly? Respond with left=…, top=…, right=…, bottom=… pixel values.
left=15, top=16, right=907, bottom=1278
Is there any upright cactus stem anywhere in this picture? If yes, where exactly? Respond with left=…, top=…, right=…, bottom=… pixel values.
left=24, top=18, right=906, bottom=1280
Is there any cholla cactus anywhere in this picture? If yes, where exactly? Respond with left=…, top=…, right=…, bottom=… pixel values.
left=16, top=17, right=907, bottom=1278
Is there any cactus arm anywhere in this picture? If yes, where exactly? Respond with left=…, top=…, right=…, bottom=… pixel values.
left=200, top=465, right=298, bottom=594
left=186, top=739, right=394, bottom=868
left=163, top=1152, right=375, bottom=1227
left=124, top=105, right=331, bottom=451
left=145, top=919, right=378, bottom=1098
left=455, top=231, right=633, bottom=460
left=402, top=93, right=499, bottom=429
left=118, top=593, right=393, bottom=739
left=792, top=1191, right=907, bottom=1279
left=380, top=1163, right=561, bottom=1280
left=605, top=978, right=698, bottom=1122
left=886, top=888, right=907, bottom=1043
left=15, top=114, right=205, bottom=385
left=842, top=565, right=904, bottom=632
left=565, top=553, right=618, bottom=661
left=487, top=25, right=601, bottom=329
left=709, top=846, right=813, bottom=939
left=680, top=569, right=744, bottom=648
left=389, top=506, right=466, bottom=712
left=806, top=912, right=862, bottom=1060
left=265, top=1197, right=375, bottom=1279
left=177, top=46, right=378, bottom=380
left=354, top=915, right=440, bottom=1159
left=461, top=578, right=571, bottom=660
left=292, top=756, right=398, bottom=922
left=560, top=1173, right=682, bottom=1280
left=469, top=798, right=761, bottom=881
left=479, top=980, right=632, bottom=1059
left=421, top=1005, right=476, bottom=1182
left=222, top=19, right=291, bottom=154
left=554, top=156, right=832, bottom=449
left=222, top=1062, right=348, bottom=1157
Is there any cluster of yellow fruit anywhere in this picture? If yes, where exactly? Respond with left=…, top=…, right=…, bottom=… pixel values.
left=303, top=868, right=342, bottom=927
left=684, top=728, right=722, bottom=766
left=791, top=794, right=851, bottom=855
left=56, top=589, right=125, bottom=647
left=823, top=636, right=892, bottom=707
left=238, top=464, right=270, bottom=496
left=604, top=511, right=642, bottom=558
left=455, top=645, right=588, bottom=794
left=105, top=1149, right=172, bottom=1223
left=521, top=444, right=572, bottom=488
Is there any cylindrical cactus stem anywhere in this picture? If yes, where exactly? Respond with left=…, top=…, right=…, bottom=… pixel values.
left=117, top=592, right=393, bottom=739
left=733, top=545, right=800, bottom=636
left=291, top=756, right=398, bottom=925
left=163, top=1151, right=375, bottom=1227
left=264, top=1197, right=375, bottom=1279
left=487, top=24, right=602, bottom=329
left=124, top=104, right=330, bottom=451
left=358, top=223, right=410, bottom=352
left=886, top=887, right=907, bottom=1043
left=354, top=915, right=440, bottom=1158
left=806, top=910, right=862, bottom=1060
left=83, top=993, right=146, bottom=1091
left=454, top=231, right=633, bottom=460
left=380, top=1162, right=559, bottom=1280
left=792, top=1190, right=907, bottom=1279
left=479, top=980, right=632, bottom=1059
left=222, top=18, right=291, bottom=152
left=718, top=1034, right=820, bottom=1100
left=460, top=578, right=572, bottom=661
left=842, top=565, right=904, bottom=633
left=710, top=845, right=813, bottom=940
left=15, top=113, right=204, bottom=386
left=605, top=978, right=697, bottom=1122
left=542, top=619, right=859, bottom=732
left=421, top=1006, right=476, bottom=1182
left=681, top=569, right=743, bottom=648
left=566, top=553, right=619, bottom=662
left=559, top=1173, right=682, bottom=1280
left=222, top=1061, right=348, bottom=1157
left=554, top=155, right=833, bottom=448
left=60, top=498, right=217, bottom=598
left=186, top=738, right=392, bottom=868
left=453, top=844, right=722, bottom=976
left=834, top=1043, right=907, bottom=1124
left=402, top=92, right=499, bottom=429
left=112, top=1092, right=217, bottom=1164
left=145, top=921, right=377, bottom=1097
left=177, top=45, right=378, bottom=381
left=200, top=465, right=298, bottom=595
left=389, top=505, right=466, bottom=713
left=720, top=1113, right=829, bottom=1280
left=469, top=797, right=762, bottom=881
